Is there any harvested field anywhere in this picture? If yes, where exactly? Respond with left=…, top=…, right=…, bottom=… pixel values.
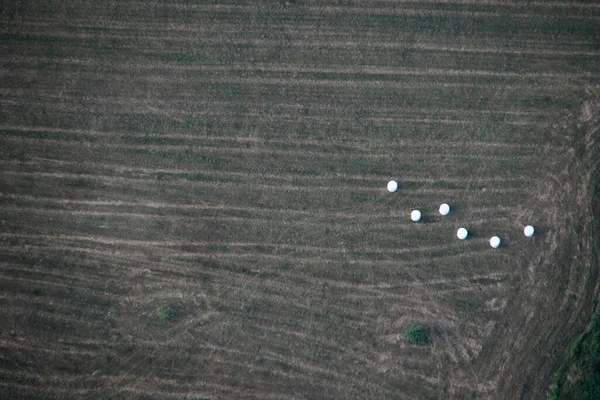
left=1, top=1, right=599, bottom=399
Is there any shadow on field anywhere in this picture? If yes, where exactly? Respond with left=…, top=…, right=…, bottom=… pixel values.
left=416, top=215, right=436, bottom=224
left=496, top=238, right=510, bottom=249
left=462, top=226, right=483, bottom=239
left=531, top=225, right=549, bottom=238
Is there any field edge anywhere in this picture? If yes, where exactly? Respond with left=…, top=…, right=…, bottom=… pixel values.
left=549, top=87, right=600, bottom=400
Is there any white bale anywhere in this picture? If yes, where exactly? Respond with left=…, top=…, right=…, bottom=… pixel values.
left=524, top=225, right=535, bottom=237
left=456, top=228, right=468, bottom=240
left=411, top=210, right=421, bottom=222
left=439, top=203, right=450, bottom=216
left=490, top=236, right=501, bottom=248
left=387, top=180, right=398, bottom=192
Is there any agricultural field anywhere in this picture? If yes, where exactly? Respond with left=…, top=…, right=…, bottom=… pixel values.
left=1, top=1, right=599, bottom=399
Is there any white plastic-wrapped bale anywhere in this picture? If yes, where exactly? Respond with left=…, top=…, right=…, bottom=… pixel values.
left=524, top=225, right=535, bottom=237
left=387, top=180, right=398, bottom=192
left=439, top=203, right=450, bottom=216
left=411, top=210, right=422, bottom=222
left=456, top=228, right=468, bottom=240
left=490, top=236, right=501, bottom=248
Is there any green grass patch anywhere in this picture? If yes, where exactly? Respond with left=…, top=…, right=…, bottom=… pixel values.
left=404, top=323, right=427, bottom=345
left=580, top=374, right=600, bottom=400
left=155, top=306, right=177, bottom=324
left=551, top=311, right=600, bottom=399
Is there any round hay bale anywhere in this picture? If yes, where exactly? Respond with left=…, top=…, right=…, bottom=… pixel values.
left=490, top=236, right=501, bottom=248
left=456, top=228, right=468, bottom=240
left=411, top=210, right=422, bottom=222
left=439, top=203, right=450, bottom=216
left=524, top=225, right=535, bottom=237
left=387, top=180, right=398, bottom=192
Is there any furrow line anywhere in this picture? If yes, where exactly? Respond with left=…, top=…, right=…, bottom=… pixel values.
left=0, top=381, right=102, bottom=397
left=134, top=62, right=599, bottom=80
left=0, top=194, right=520, bottom=220
left=3, top=29, right=600, bottom=56
left=0, top=125, right=561, bottom=151
left=0, top=97, right=557, bottom=121
left=2, top=57, right=592, bottom=83
left=110, top=341, right=387, bottom=397
left=349, top=0, right=600, bottom=9
left=0, top=339, right=97, bottom=356
left=1, top=252, right=514, bottom=298
left=121, top=379, right=301, bottom=400
left=0, top=96, right=555, bottom=117
left=46, top=59, right=599, bottom=80
left=0, top=232, right=462, bottom=256
left=0, top=248, right=513, bottom=330
left=2, top=136, right=546, bottom=161
left=0, top=272, right=116, bottom=299
left=0, top=205, right=517, bottom=234
left=0, top=101, right=476, bottom=126
left=3, top=305, right=106, bottom=329
left=0, top=232, right=515, bottom=265
left=0, top=159, right=541, bottom=186
left=98, top=2, right=600, bottom=20
left=0, top=244, right=508, bottom=302
left=0, top=292, right=107, bottom=317
left=0, top=171, right=534, bottom=194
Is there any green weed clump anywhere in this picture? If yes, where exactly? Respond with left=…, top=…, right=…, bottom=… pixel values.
left=155, top=306, right=177, bottom=323
left=404, top=324, right=427, bottom=345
